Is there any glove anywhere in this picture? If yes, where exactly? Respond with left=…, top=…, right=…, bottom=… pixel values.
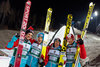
left=15, top=33, right=20, bottom=38
left=39, top=62, right=45, bottom=67
left=77, top=39, right=83, bottom=45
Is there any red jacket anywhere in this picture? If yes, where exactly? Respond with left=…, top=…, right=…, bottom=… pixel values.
left=79, top=44, right=87, bottom=59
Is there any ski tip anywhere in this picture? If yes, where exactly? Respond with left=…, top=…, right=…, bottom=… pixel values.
left=68, top=14, right=73, bottom=19
left=48, top=8, right=53, bottom=13
left=26, top=0, right=31, bottom=5
left=89, top=2, right=95, bottom=6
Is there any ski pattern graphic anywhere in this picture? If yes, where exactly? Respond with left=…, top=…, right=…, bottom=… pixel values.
left=81, top=2, right=95, bottom=39
left=58, top=14, right=73, bottom=67
left=14, top=1, right=31, bottom=67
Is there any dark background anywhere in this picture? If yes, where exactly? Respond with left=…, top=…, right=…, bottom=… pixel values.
left=0, top=0, right=100, bottom=33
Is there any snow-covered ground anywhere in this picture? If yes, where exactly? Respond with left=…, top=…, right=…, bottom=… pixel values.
left=0, top=56, right=11, bottom=67
left=0, top=26, right=100, bottom=67
left=0, top=49, right=13, bottom=67
left=0, top=49, right=13, bottom=57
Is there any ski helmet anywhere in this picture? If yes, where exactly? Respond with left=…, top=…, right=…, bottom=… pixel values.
left=37, top=32, right=44, bottom=41
left=66, top=33, right=74, bottom=40
left=54, top=38, right=61, bottom=44
left=25, top=26, right=34, bottom=35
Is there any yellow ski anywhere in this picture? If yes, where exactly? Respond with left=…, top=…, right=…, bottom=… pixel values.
left=41, top=8, right=53, bottom=59
left=72, top=2, right=95, bottom=67
left=58, top=14, right=73, bottom=67
left=81, top=2, right=95, bottom=39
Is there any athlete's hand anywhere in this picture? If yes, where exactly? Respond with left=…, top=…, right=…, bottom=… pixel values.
left=15, top=33, right=20, bottom=38
left=77, top=39, right=84, bottom=45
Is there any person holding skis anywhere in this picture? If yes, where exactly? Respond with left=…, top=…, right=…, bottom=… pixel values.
left=65, top=33, right=87, bottom=67
left=41, top=38, right=62, bottom=67
left=5, top=26, right=35, bottom=67
left=25, top=32, right=44, bottom=67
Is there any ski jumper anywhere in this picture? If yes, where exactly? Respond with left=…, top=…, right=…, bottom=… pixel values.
left=65, top=41, right=86, bottom=67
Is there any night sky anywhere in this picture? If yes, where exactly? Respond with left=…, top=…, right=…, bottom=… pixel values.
left=0, top=0, right=100, bottom=30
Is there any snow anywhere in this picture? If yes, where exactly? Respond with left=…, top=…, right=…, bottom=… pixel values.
left=0, top=49, right=13, bottom=57
left=0, top=49, right=13, bottom=67
left=92, top=36, right=100, bottom=40
left=48, top=26, right=66, bottom=44
left=0, top=56, right=11, bottom=67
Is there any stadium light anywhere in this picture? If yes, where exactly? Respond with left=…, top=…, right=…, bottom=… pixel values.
left=94, top=11, right=98, bottom=16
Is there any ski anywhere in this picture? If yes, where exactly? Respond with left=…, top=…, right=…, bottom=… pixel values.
left=14, top=1, right=31, bottom=67
left=41, top=8, right=53, bottom=60
left=58, top=14, right=73, bottom=67
left=81, top=2, right=95, bottom=39
left=72, top=2, right=95, bottom=67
